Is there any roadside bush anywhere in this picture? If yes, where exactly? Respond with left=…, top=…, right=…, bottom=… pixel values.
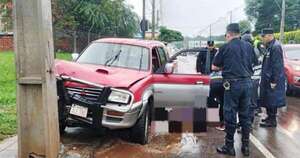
left=274, top=29, right=300, bottom=44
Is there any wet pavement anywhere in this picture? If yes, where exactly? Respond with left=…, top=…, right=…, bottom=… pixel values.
left=61, top=126, right=266, bottom=158
left=1, top=96, right=300, bottom=157
left=251, top=96, right=300, bottom=158
left=58, top=99, right=300, bottom=157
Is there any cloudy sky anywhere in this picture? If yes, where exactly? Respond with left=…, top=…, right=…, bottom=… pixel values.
left=125, top=0, right=247, bottom=36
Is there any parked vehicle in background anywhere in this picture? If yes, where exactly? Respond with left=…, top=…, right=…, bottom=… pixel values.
left=284, top=44, right=300, bottom=95
left=55, top=38, right=210, bottom=145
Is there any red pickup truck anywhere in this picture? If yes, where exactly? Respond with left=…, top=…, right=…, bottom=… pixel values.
left=284, top=44, right=300, bottom=95
left=55, top=38, right=210, bottom=144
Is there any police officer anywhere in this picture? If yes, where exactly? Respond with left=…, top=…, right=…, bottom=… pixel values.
left=196, top=41, right=218, bottom=74
left=241, top=30, right=254, bottom=45
left=212, top=23, right=256, bottom=156
left=241, top=31, right=259, bottom=126
left=259, top=28, right=286, bottom=128
left=209, top=71, right=225, bottom=131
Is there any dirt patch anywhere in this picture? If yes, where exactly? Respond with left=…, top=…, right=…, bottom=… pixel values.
left=94, top=134, right=182, bottom=158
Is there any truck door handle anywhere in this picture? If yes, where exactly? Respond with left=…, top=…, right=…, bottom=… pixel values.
left=196, top=81, right=204, bottom=85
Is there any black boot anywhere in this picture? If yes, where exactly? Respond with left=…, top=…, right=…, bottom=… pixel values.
left=242, top=140, right=250, bottom=156
left=260, top=108, right=277, bottom=127
left=241, top=127, right=250, bottom=156
left=262, top=107, right=271, bottom=122
left=216, top=139, right=236, bottom=156
left=260, top=118, right=277, bottom=127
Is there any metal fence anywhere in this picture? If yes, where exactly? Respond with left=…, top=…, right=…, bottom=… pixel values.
left=53, top=29, right=102, bottom=53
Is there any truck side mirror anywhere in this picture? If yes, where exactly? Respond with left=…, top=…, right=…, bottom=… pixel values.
left=71, top=53, right=79, bottom=61
left=164, top=62, right=175, bottom=74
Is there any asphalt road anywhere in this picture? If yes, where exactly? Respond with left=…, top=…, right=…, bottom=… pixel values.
left=60, top=96, right=300, bottom=158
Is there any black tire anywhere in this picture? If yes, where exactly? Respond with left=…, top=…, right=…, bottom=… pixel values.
left=130, top=106, right=150, bottom=145
left=286, top=80, right=294, bottom=96
left=59, top=122, right=67, bottom=134
left=58, top=99, right=67, bottom=134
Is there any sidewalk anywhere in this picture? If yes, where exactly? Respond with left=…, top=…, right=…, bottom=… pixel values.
left=0, top=136, right=17, bottom=158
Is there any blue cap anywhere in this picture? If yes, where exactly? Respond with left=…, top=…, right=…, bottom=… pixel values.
left=261, top=28, right=274, bottom=35
left=226, top=23, right=240, bottom=33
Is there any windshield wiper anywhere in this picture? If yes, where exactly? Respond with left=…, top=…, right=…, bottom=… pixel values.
left=139, top=50, right=144, bottom=71
left=104, top=50, right=122, bottom=66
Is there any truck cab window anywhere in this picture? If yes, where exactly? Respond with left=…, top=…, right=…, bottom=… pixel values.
left=157, top=47, right=167, bottom=66
left=152, top=48, right=161, bottom=72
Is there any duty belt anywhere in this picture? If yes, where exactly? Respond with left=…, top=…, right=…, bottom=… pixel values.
left=223, top=78, right=251, bottom=91
left=224, top=78, right=251, bottom=82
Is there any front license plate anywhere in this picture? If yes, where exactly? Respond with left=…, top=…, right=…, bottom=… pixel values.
left=70, top=104, right=88, bottom=118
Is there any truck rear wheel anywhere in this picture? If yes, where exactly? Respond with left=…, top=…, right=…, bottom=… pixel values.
left=130, top=105, right=150, bottom=145
left=286, top=80, right=294, bottom=96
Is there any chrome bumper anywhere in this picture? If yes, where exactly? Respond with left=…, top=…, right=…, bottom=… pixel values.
left=57, top=75, right=140, bottom=130
left=101, top=101, right=143, bottom=130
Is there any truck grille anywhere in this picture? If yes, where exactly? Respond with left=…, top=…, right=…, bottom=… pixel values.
left=67, top=87, right=103, bottom=101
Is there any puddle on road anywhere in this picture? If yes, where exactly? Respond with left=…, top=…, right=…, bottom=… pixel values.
left=177, top=133, right=201, bottom=157
left=61, top=125, right=207, bottom=158
left=94, top=133, right=203, bottom=158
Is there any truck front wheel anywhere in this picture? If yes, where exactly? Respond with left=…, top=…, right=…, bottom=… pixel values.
left=130, top=105, right=150, bottom=145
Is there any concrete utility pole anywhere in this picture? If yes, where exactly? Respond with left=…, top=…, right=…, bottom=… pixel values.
left=13, top=0, right=60, bottom=157
left=152, top=0, right=156, bottom=40
left=157, top=10, right=160, bottom=28
left=279, top=0, right=286, bottom=43
left=229, top=11, right=233, bottom=23
left=142, top=0, right=146, bottom=39
left=209, top=24, right=212, bottom=41
left=160, top=0, right=163, bottom=26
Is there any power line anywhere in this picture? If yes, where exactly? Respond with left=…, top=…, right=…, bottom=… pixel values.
left=274, top=0, right=282, bottom=11
left=197, top=5, right=245, bottom=37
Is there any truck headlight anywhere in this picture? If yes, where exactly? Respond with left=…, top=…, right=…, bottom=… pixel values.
left=292, top=65, right=300, bottom=71
left=108, top=91, right=130, bottom=104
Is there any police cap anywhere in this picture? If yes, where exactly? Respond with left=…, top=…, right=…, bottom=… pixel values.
left=226, top=23, right=240, bottom=33
left=207, top=40, right=214, bottom=46
left=261, top=28, right=274, bottom=35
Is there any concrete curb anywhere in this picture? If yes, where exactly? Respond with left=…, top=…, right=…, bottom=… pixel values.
left=0, top=136, right=17, bottom=158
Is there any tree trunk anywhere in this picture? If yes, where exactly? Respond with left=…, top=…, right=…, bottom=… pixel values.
left=88, top=23, right=94, bottom=44
left=73, top=31, right=77, bottom=53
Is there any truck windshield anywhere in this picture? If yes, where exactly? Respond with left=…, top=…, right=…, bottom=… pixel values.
left=77, top=42, right=150, bottom=71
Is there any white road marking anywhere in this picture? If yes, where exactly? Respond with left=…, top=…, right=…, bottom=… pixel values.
left=276, top=125, right=294, bottom=139
left=250, top=134, right=276, bottom=158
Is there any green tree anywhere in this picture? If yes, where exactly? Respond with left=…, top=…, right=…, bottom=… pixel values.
left=159, top=27, right=184, bottom=43
left=0, top=0, right=12, bottom=32
left=52, top=0, right=139, bottom=38
left=51, top=0, right=139, bottom=52
left=52, top=0, right=79, bottom=31
left=245, top=0, right=300, bottom=33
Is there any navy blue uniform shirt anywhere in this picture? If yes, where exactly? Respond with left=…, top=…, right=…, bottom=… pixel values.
left=213, top=38, right=257, bottom=79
